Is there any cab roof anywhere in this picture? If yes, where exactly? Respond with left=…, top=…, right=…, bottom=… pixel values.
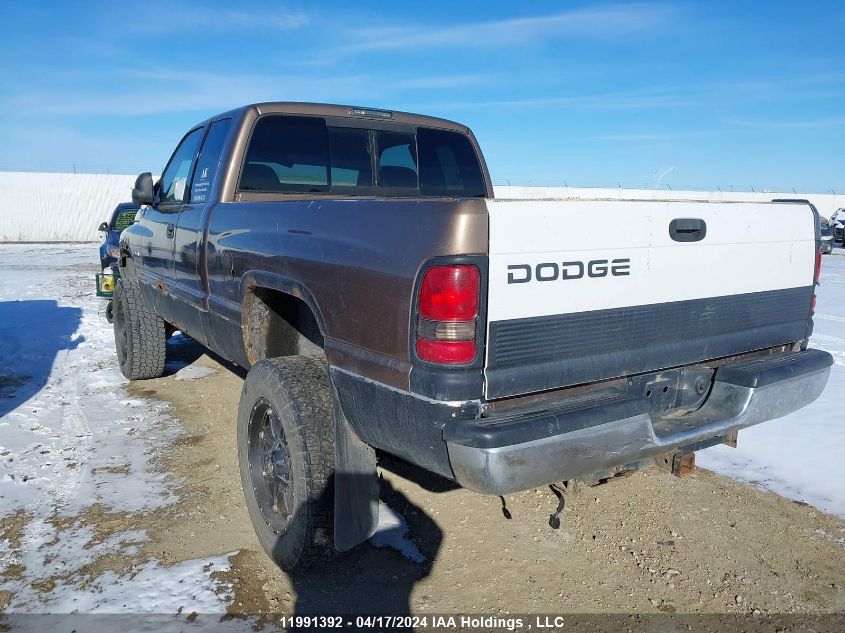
left=207, top=102, right=473, bottom=135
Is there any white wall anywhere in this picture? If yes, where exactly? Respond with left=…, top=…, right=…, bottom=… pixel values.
left=0, top=171, right=841, bottom=242
left=494, top=186, right=843, bottom=219
left=0, top=172, right=136, bottom=242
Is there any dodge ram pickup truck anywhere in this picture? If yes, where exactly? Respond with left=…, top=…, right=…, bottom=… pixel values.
left=115, top=102, right=832, bottom=571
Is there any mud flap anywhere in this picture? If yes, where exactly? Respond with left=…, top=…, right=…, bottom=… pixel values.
left=331, top=385, right=379, bottom=552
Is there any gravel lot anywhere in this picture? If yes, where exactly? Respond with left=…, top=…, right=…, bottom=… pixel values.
left=123, top=352, right=845, bottom=618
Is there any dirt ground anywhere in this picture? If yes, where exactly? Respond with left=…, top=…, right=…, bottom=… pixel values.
left=109, top=339, right=845, bottom=622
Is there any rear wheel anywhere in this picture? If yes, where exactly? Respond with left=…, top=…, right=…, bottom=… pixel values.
left=112, top=280, right=167, bottom=379
left=237, top=355, right=336, bottom=571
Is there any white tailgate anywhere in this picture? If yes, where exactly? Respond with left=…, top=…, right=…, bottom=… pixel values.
left=486, top=199, right=816, bottom=323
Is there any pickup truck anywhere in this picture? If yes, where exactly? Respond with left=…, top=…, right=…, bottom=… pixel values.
left=115, top=102, right=832, bottom=571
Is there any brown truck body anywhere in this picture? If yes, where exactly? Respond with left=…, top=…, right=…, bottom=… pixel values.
left=117, top=102, right=831, bottom=555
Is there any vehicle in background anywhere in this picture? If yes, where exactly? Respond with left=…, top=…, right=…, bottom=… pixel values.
left=115, top=103, right=831, bottom=572
left=830, top=208, right=845, bottom=244
left=771, top=199, right=832, bottom=252
left=98, top=202, right=140, bottom=271
left=96, top=202, right=139, bottom=322
left=820, top=217, right=834, bottom=254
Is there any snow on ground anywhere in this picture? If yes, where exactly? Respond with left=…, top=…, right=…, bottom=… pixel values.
left=0, top=244, right=426, bottom=617
left=369, top=502, right=425, bottom=563
left=174, top=364, right=217, bottom=381
left=0, top=245, right=175, bottom=516
left=0, top=244, right=237, bottom=614
left=25, top=553, right=236, bottom=614
left=698, top=251, right=845, bottom=518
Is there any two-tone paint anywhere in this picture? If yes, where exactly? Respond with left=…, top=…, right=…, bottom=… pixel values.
left=119, top=101, right=831, bottom=494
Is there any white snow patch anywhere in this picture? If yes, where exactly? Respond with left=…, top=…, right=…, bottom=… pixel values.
left=368, top=502, right=425, bottom=563
left=168, top=331, right=192, bottom=345
left=0, top=244, right=234, bottom=613
left=174, top=365, right=216, bottom=381
left=19, top=553, right=236, bottom=614
left=699, top=254, right=845, bottom=518
left=3, top=615, right=256, bottom=632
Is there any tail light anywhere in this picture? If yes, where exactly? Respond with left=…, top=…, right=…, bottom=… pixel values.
left=416, top=265, right=480, bottom=364
left=416, top=339, right=476, bottom=364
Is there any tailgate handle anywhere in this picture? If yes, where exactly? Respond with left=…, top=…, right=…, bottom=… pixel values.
left=669, top=218, right=706, bottom=242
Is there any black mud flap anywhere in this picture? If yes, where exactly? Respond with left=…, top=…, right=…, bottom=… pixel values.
left=331, top=385, right=379, bottom=552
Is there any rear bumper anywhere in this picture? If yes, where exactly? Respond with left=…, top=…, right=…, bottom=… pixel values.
left=446, top=349, right=832, bottom=495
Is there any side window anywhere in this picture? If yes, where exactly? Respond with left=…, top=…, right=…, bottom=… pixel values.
left=375, top=131, right=418, bottom=188
left=239, top=116, right=329, bottom=193
left=328, top=127, right=372, bottom=188
left=417, top=128, right=485, bottom=197
left=190, top=118, right=232, bottom=203
left=160, top=127, right=204, bottom=205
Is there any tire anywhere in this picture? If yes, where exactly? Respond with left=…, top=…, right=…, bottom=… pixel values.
left=237, top=355, right=335, bottom=571
left=112, top=279, right=167, bottom=380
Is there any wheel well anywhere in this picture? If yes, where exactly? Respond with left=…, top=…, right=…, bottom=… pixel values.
left=244, top=287, right=325, bottom=364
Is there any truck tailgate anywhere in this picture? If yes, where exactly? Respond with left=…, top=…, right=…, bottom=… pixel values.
left=484, top=199, right=816, bottom=399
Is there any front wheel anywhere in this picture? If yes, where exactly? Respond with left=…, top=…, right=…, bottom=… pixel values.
left=112, top=279, right=167, bottom=380
left=237, top=356, right=336, bottom=571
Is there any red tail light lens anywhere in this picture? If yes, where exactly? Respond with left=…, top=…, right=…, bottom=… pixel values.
left=415, top=264, right=481, bottom=365
left=418, top=265, right=480, bottom=321
left=416, top=339, right=476, bottom=364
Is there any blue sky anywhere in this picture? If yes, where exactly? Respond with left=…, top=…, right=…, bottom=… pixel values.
left=0, top=0, right=842, bottom=191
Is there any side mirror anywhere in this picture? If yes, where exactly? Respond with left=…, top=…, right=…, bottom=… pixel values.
left=98, top=221, right=109, bottom=232
left=132, top=172, right=155, bottom=205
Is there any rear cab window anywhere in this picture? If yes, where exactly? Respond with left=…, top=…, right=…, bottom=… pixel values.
left=417, top=127, right=485, bottom=197
left=240, top=116, right=329, bottom=193
left=376, top=131, right=418, bottom=189
left=237, top=114, right=485, bottom=197
left=328, top=127, right=372, bottom=188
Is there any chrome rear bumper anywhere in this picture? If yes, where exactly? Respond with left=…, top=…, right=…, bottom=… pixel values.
left=447, top=350, right=832, bottom=495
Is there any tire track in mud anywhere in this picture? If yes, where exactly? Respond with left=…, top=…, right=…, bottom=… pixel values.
left=56, top=347, right=93, bottom=506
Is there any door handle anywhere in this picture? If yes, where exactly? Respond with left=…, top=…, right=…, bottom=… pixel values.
left=669, top=218, right=706, bottom=242
left=166, top=223, right=175, bottom=239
